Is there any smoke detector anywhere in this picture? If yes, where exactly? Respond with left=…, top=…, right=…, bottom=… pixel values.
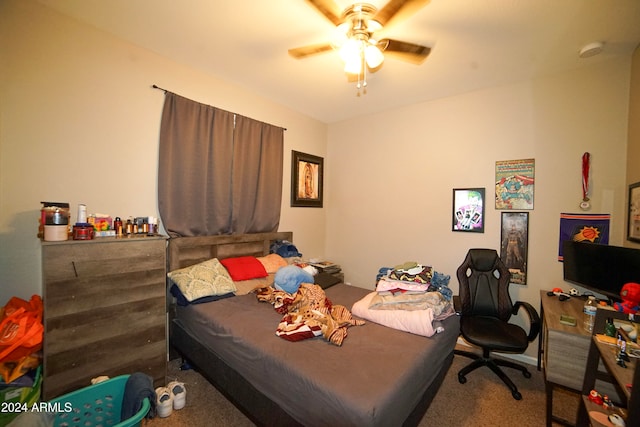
left=579, top=42, right=604, bottom=58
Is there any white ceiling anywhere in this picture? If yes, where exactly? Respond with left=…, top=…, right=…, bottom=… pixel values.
left=38, top=0, right=640, bottom=123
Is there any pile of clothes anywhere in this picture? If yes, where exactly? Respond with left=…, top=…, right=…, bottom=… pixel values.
left=257, top=265, right=364, bottom=346
left=372, top=262, right=453, bottom=313
left=351, top=262, right=455, bottom=337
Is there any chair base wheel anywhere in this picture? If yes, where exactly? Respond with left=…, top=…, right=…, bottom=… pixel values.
left=456, top=352, right=531, bottom=400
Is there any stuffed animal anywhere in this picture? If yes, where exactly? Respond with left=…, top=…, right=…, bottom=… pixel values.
left=613, top=282, right=640, bottom=315
left=274, top=265, right=314, bottom=294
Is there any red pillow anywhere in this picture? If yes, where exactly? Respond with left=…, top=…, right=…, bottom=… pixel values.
left=220, top=256, right=268, bottom=281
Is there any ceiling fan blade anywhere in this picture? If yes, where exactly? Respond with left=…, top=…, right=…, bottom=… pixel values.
left=374, top=0, right=430, bottom=27
left=379, top=39, right=431, bottom=64
left=305, top=0, right=343, bottom=25
left=288, top=43, right=334, bottom=59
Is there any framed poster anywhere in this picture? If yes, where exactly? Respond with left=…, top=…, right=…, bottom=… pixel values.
left=495, top=159, right=535, bottom=210
left=628, top=181, right=640, bottom=243
left=452, top=188, right=485, bottom=233
left=291, top=150, right=323, bottom=208
left=500, top=212, right=529, bottom=285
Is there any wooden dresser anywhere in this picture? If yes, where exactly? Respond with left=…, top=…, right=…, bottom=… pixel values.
left=41, top=236, right=167, bottom=400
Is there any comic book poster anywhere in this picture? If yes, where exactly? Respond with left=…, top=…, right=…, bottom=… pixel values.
left=495, top=159, right=535, bottom=210
left=558, top=213, right=610, bottom=261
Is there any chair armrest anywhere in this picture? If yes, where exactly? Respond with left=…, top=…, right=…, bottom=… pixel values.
left=512, top=301, right=540, bottom=342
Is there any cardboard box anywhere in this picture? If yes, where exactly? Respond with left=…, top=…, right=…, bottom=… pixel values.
left=87, top=215, right=112, bottom=231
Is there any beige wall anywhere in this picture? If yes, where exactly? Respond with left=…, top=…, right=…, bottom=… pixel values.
left=626, top=44, right=640, bottom=249
left=0, top=1, right=328, bottom=301
left=325, top=58, right=632, bottom=357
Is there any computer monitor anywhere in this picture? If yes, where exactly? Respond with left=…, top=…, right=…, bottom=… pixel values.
left=562, top=240, right=640, bottom=302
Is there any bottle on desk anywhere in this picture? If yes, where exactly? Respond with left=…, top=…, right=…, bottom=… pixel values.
left=605, top=317, right=617, bottom=337
left=583, top=296, right=597, bottom=332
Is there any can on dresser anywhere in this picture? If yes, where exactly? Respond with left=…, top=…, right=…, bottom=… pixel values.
left=41, top=202, right=70, bottom=241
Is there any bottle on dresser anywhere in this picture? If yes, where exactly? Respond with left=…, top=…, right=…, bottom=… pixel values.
left=583, top=296, right=597, bottom=332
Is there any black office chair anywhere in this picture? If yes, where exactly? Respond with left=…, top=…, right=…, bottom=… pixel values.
left=454, top=248, right=540, bottom=400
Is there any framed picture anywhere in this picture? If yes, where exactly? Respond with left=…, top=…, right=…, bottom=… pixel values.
left=500, top=212, right=529, bottom=285
left=291, top=150, right=323, bottom=208
left=452, top=188, right=485, bottom=232
left=628, top=181, right=640, bottom=243
left=495, top=159, right=535, bottom=210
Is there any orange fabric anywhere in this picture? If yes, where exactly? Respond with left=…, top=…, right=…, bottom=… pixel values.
left=0, top=295, right=43, bottom=363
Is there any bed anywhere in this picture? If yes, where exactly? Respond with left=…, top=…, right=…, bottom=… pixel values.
left=167, top=232, right=460, bottom=427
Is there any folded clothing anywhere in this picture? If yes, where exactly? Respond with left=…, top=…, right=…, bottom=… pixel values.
left=388, top=263, right=433, bottom=284
left=352, top=292, right=444, bottom=337
left=376, top=278, right=432, bottom=293
left=369, top=291, right=452, bottom=316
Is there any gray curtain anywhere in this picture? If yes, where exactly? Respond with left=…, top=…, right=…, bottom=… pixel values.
left=158, top=92, right=283, bottom=237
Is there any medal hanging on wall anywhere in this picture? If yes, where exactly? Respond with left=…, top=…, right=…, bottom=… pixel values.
left=580, top=152, right=591, bottom=211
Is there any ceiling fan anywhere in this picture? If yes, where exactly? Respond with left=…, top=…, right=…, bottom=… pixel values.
left=288, top=0, right=431, bottom=93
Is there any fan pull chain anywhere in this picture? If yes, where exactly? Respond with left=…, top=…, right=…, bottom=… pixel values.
left=356, top=51, right=367, bottom=97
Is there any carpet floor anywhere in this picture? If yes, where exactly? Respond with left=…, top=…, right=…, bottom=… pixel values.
left=146, top=345, right=580, bottom=427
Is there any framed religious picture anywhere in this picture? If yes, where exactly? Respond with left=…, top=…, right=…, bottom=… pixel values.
left=628, top=181, right=640, bottom=243
left=291, top=150, right=323, bottom=208
left=495, top=159, right=535, bottom=210
left=500, top=212, right=529, bottom=285
left=452, top=188, right=485, bottom=233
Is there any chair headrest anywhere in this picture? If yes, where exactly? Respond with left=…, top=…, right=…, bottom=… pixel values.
left=467, top=249, right=500, bottom=272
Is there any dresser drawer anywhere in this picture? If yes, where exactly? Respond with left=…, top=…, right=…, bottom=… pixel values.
left=42, top=239, right=165, bottom=282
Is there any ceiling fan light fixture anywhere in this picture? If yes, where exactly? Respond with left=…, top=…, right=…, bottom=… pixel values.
left=331, top=23, right=350, bottom=48
left=365, top=44, right=384, bottom=68
left=344, top=55, right=362, bottom=74
left=290, top=0, right=432, bottom=95
left=339, top=38, right=362, bottom=63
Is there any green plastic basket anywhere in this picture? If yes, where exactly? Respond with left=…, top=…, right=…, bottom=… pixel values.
left=49, top=375, right=150, bottom=427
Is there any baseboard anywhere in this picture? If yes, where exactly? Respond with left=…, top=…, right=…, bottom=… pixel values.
left=455, top=338, right=538, bottom=367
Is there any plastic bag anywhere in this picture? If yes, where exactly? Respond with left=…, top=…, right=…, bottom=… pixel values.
left=0, top=295, right=43, bottom=363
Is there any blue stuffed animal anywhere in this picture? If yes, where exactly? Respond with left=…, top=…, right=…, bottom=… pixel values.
left=274, top=265, right=314, bottom=294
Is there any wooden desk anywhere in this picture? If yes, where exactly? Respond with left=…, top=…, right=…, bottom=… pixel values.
left=539, top=291, right=622, bottom=426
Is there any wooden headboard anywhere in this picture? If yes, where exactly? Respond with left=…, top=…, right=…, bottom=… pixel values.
left=166, top=232, right=293, bottom=347
left=167, top=231, right=293, bottom=272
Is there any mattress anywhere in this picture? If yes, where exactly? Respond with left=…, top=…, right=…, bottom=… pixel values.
left=175, top=283, right=459, bottom=427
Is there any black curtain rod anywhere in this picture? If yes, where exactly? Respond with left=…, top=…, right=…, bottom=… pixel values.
left=151, top=84, right=287, bottom=131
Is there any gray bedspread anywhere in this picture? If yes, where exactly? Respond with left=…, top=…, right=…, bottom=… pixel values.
left=175, top=284, right=459, bottom=427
